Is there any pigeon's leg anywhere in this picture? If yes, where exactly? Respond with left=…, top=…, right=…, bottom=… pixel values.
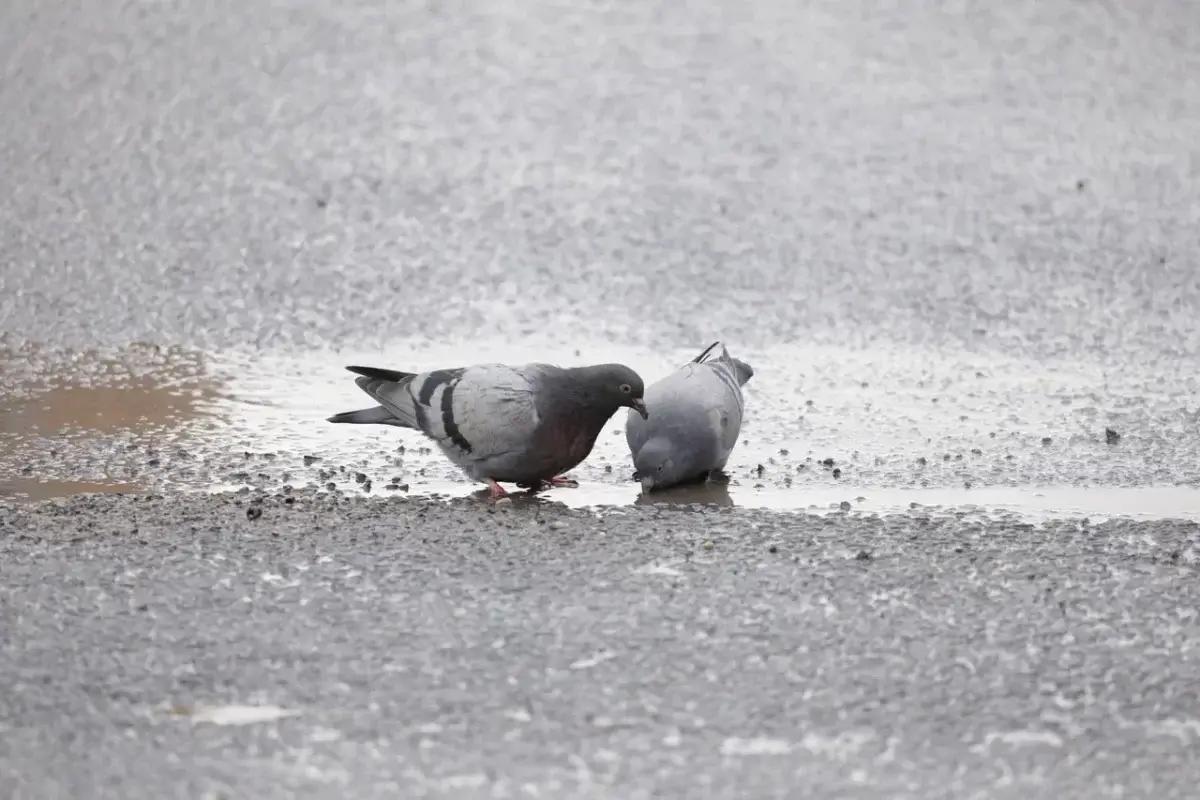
left=542, top=475, right=580, bottom=489
left=486, top=479, right=509, bottom=500
left=515, top=475, right=579, bottom=492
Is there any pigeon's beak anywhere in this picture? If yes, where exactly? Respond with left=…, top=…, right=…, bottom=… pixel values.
left=630, top=397, right=649, bottom=419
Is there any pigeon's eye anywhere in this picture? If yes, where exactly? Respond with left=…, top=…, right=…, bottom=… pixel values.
left=657, top=464, right=664, bottom=472
left=619, top=383, right=632, bottom=393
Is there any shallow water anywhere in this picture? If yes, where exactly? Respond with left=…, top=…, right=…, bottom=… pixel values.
left=3, top=338, right=1199, bottom=521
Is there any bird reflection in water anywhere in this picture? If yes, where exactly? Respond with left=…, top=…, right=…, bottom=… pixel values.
left=634, top=471, right=735, bottom=508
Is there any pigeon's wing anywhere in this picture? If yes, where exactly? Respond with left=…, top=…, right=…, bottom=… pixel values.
left=328, top=366, right=422, bottom=428
left=626, top=354, right=729, bottom=458
left=338, top=363, right=546, bottom=463
left=695, top=346, right=750, bottom=460
left=410, top=363, right=547, bottom=462
left=707, top=370, right=744, bottom=461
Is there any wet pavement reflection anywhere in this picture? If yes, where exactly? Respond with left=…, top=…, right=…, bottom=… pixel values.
left=4, top=338, right=1200, bottom=521
left=635, top=481, right=736, bottom=509
left=0, top=344, right=224, bottom=500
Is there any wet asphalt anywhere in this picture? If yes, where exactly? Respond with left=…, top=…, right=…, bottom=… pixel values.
left=4, top=0, right=1200, bottom=797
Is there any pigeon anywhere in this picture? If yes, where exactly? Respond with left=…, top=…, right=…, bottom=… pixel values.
left=625, top=341, right=754, bottom=492
left=327, top=360, right=648, bottom=499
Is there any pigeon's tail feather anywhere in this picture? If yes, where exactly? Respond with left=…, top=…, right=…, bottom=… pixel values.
left=728, top=356, right=754, bottom=387
left=346, top=365, right=414, bottom=383
left=692, top=341, right=723, bottom=364
left=327, top=406, right=401, bottom=426
left=336, top=365, right=423, bottom=428
left=353, top=375, right=421, bottom=428
left=693, top=341, right=753, bottom=387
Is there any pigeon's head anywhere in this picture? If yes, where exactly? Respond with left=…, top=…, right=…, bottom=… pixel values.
left=633, top=436, right=690, bottom=493
left=588, top=363, right=648, bottom=419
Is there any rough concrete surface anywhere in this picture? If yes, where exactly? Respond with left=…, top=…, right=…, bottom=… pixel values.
left=4, top=493, right=1200, bottom=800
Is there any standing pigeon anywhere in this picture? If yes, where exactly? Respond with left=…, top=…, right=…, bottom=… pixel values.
left=328, top=360, right=648, bottom=499
left=625, top=341, right=753, bottom=492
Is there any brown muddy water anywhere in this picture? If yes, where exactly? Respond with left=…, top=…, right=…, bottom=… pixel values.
left=3, top=339, right=1200, bottom=522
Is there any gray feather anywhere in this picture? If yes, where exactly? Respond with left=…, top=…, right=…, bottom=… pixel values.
left=626, top=342, right=754, bottom=490
left=349, top=373, right=423, bottom=429
left=694, top=340, right=753, bottom=387
left=329, top=359, right=646, bottom=488
left=326, top=405, right=407, bottom=426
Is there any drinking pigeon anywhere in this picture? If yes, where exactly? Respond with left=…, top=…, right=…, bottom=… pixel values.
left=328, top=360, right=648, bottom=499
left=625, top=341, right=754, bottom=492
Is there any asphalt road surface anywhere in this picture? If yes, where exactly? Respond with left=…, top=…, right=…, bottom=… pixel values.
left=3, top=0, right=1200, bottom=798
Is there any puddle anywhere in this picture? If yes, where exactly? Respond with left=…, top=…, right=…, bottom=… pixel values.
left=585, top=483, right=1200, bottom=522
left=3, top=338, right=1200, bottom=522
left=0, top=343, right=226, bottom=500
left=0, top=478, right=141, bottom=502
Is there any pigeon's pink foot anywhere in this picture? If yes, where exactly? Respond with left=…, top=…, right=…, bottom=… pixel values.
left=543, top=475, right=579, bottom=489
left=486, top=479, right=509, bottom=500
left=515, top=475, right=579, bottom=492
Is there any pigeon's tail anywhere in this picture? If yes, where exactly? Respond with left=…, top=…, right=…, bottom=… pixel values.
left=693, top=341, right=754, bottom=387
left=327, top=406, right=402, bottom=426
left=329, top=365, right=422, bottom=429
left=728, top=356, right=753, bottom=387
left=692, top=341, right=723, bottom=364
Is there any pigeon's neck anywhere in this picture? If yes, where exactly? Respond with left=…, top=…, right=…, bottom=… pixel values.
left=548, top=367, right=622, bottom=423
left=530, top=368, right=623, bottom=468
